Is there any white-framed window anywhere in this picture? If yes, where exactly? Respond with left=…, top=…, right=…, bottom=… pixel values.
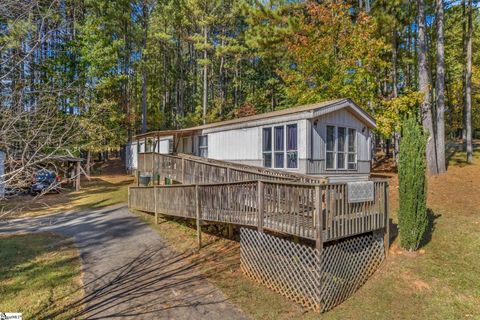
left=326, top=125, right=357, bottom=170
left=347, top=128, right=357, bottom=169
left=168, top=138, right=174, bottom=154
left=198, top=135, right=208, bottom=158
left=262, top=123, right=298, bottom=169
left=326, top=126, right=335, bottom=169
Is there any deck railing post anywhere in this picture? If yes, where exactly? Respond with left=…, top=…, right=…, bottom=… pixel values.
left=195, top=184, right=202, bottom=250
left=152, top=154, right=155, bottom=184
left=315, top=185, right=324, bottom=252
left=181, top=157, right=185, bottom=184
left=154, top=186, right=159, bottom=224
left=143, top=137, right=147, bottom=169
left=257, top=180, right=264, bottom=232
left=384, top=181, right=390, bottom=257
left=226, top=167, right=230, bottom=182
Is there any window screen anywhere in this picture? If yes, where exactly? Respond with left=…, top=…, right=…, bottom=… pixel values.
left=347, top=128, right=357, bottom=169
left=274, top=126, right=284, bottom=168
left=262, top=128, right=272, bottom=168
left=286, top=124, right=298, bottom=168
left=337, top=127, right=346, bottom=169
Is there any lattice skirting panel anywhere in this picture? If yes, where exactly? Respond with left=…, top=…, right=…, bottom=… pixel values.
left=240, top=228, right=385, bottom=312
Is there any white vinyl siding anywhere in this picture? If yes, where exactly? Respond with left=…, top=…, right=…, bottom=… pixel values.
left=207, top=127, right=261, bottom=160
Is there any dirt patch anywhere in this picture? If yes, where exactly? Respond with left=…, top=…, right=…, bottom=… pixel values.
left=412, top=279, right=431, bottom=291
left=372, top=146, right=480, bottom=224
left=399, top=271, right=431, bottom=292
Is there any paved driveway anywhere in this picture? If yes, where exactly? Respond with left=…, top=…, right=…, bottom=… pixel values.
left=0, top=205, right=248, bottom=319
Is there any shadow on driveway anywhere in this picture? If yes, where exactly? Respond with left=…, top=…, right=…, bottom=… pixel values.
left=0, top=206, right=247, bottom=320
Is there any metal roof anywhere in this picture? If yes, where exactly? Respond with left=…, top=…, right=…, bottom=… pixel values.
left=134, top=98, right=375, bottom=140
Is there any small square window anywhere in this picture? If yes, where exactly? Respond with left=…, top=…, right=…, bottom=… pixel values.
left=199, top=135, right=208, bottom=158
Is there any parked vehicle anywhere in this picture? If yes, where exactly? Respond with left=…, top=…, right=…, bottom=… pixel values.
left=30, top=169, right=61, bottom=195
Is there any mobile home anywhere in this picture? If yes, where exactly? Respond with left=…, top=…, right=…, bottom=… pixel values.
left=128, top=98, right=375, bottom=182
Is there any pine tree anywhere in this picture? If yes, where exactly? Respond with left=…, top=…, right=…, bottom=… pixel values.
left=435, top=0, right=446, bottom=173
left=417, top=0, right=439, bottom=175
left=398, top=115, right=428, bottom=251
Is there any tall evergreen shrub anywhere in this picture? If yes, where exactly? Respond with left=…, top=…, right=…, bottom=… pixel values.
left=398, top=115, right=428, bottom=251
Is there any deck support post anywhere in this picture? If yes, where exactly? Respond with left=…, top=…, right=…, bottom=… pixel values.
left=127, top=186, right=130, bottom=209
left=195, top=184, right=202, bottom=251
left=257, top=180, right=264, bottom=232
left=226, top=167, right=230, bottom=182
left=315, top=185, right=323, bottom=252
left=384, top=182, right=390, bottom=257
left=75, top=161, right=81, bottom=191
left=228, top=224, right=234, bottom=239
left=154, top=186, right=159, bottom=224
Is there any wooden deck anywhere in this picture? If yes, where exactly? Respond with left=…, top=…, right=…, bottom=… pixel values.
left=129, top=152, right=389, bottom=249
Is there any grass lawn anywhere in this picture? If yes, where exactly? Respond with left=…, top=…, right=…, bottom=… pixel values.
left=1, top=160, right=132, bottom=219
left=3, top=151, right=479, bottom=319
left=0, top=233, right=83, bottom=319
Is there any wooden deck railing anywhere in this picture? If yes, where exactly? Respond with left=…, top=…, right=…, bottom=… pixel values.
left=137, top=152, right=327, bottom=185
left=129, top=179, right=388, bottom=246
left=323, top=181, right=387, bottom=241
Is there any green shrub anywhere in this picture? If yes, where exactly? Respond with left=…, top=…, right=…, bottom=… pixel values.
left=398, top=115, right=428, bottom=251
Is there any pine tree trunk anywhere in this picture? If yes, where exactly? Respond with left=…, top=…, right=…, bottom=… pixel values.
left=86, top=150, right=91, bottom=177
left=203, top=25, right=208, bottom=124
left=123, top=18, right=131, bottom=141
left=234, top=63, right=239, bottom=107
left=406, top=25, right=412, bottom=88
left=141, top=69, right=147, bottom=133
left=365, top=0, right=371, bottom=13
left=462, top=0, right=467, bottom=141
left=392, top=29, right=398, bottom=98
left=435, top=0, right=446, bottom=173
left=466, top=0, right=473, bottom=163
left=392, top=29, right=400, bottom=164
left=417, top=0, right=439, bottom=175
left=219, top=27, right=226, bottom=116
left=141, top=0, right=149, bottom=134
